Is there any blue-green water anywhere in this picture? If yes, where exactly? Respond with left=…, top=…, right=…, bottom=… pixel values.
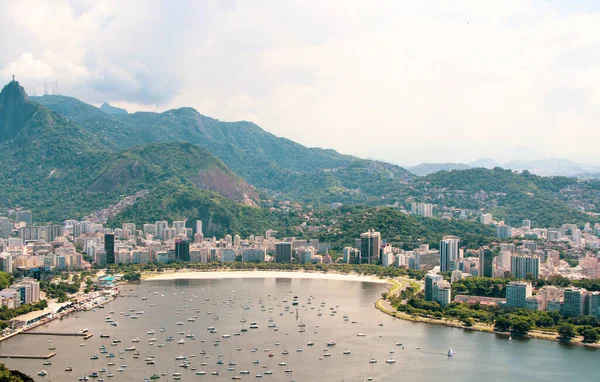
left=0, top=277, right=597, bottom=381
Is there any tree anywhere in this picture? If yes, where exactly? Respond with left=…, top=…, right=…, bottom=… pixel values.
left=557, top=323, right=577, bottom=341
left=511, top=320, right=531, bottom=336
left=494, top=317, right=511, bottom=332
left=582, top=328, right=600, bottom=343
left=0, top=363, right=34, bottom=381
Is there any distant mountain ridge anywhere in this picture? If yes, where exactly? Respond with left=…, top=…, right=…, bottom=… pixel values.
left=100, top=102, right=128, bottom=115
left=408, top=158, right=600, bottom=177
left=408, top=162, right=471, bottom=176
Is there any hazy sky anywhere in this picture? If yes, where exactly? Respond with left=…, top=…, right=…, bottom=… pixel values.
left=2, top=0, right=600, bottom=165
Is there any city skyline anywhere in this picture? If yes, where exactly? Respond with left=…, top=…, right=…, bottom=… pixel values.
left=2, top=1, right=600, bottom=165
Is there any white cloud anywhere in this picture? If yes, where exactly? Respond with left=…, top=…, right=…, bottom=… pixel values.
left=2, top=0, right=600, bottom=165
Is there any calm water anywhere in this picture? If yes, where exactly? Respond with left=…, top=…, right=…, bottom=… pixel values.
left=0, top=277, right=598, bottom=382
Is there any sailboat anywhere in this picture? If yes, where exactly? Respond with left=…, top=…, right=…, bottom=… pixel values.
left=447, top=348, right=454, bottom=357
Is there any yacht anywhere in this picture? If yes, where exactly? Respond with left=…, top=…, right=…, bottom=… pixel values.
left=38, top=370, right=48, bottom=376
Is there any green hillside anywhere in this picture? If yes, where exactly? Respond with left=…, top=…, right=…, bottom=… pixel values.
left=0, top=82, right=262, bottom=228
left=417, top=167, right=600, bottom=227
left=32, top=95, right=414, bottom=196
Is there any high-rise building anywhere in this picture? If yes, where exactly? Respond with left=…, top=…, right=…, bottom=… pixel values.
left=522, top=219, right=531, bottom=229
left=414, top=203, right=433, bottom=218
left=155, top=221, right=168, bottom=240
left=104, top=233, right=115, bottom=265
left=163, top=227, right=176, bottom=241
left=437, top=283, right=451, bottom=308
left=19, top=226, right=40, bottom=241
left=505, top=281, right=532, bottom=308
left=44, top=225, right=63, bottom=242
left=172, top=220, right=186, bottom=232
left=359, top=229, right=381, bottom=264
left=275, top=242, right=293, bottom=263
left=572, top=229, right=582, bottom=247
left=342, top=247, right=360, bottom=264
left=547, top=229, right=562, bottom=241
left=425, top=273, right=443, bottom=302
left=562, top=288, right=585, bottom=317
left=478, top=247, right=493, bottom=277
left=220, top=249, right=236, bottom=263
left=15, top=210, right=32, bottom=225
left=522, top=240, right=537, bottom=252
left=13, top=278, right=40, bottom=304
left=242, top=248, right=265, bottom=262
left=265, top=229, right=278, bottom=239
left=497, top=225, right=513, bottom=239
left=440, top=236, right=460, bottom=272
left=0, top=217, right=12, bottom=239
left=480, top=213, right=493, bottom=225
left=175, top=239, right=190, bottom=262
left=143, top=224, right=156, bottom=236
left=299, top=247, right=315, bottom=263
left=0, top=253, right=13, bottom=273
left=195, top=220, right=203, bottom=235
left=510, top=254, right=540, bottom=279
left=588, top=292, right=600, bottom=319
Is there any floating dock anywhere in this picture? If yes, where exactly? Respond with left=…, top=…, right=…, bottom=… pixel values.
left=20, top=332, right=88, bottom=337
left=0, top=352, right=56, bottom=359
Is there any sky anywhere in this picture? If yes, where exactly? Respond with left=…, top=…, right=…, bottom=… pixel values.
left=1, top=0, right=600, bottom=166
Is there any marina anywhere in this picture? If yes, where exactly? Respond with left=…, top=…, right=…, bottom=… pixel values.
left=0, top=277, right=597, bottom=381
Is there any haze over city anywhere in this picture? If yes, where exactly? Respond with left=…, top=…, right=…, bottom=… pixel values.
left=2, top=0, right=600, bottom=165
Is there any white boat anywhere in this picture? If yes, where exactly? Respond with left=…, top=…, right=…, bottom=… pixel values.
left=448, top=348, right=455, bottom=357
left=38, top=370, right=48, bottom=376
left=386, top=358, right=396, bottom=364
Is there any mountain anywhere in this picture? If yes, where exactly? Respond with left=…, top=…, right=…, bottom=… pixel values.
left=32, top=94, right=414, bottom=203
left=8, top=82, right=597, bottom=230
left=408, top=163, right=471, bottom=176
left=469, top=158, right=500, bottom=169
left=100, top=102, right=128, bottom=115
left=502, top=158, right=589, bottom=177
left=0, top=80, right=42, bottom=142
left=91, top=142, right=259, bottom=206
left=411, top=157, right=600, bottom=177
left=0, top=82, right=263, bottom=233
left=417, top=167, right=600, bottom=227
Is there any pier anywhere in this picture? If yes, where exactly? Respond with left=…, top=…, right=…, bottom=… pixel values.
left=0, top=352, right=56, bottom=359
left=21, top=332, right=90, bottom=337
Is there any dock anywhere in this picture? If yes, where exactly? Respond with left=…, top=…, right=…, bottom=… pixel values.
left=21, top=332, right=90, bottom=337
left=0, top=352, right=56, bottom=359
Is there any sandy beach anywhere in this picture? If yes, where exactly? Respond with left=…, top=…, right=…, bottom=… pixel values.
left=144, top=269, right=387, bottom=283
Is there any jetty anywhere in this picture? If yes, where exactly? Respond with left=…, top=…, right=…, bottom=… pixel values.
left=21, top=332, right=92, bottom=339
left=0, top=352, right=56, bottom=359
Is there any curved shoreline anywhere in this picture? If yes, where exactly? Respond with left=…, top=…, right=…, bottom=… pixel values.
left=142, top=269, right=387, bottom=284
left=375, top=280, right=600, bottom=349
